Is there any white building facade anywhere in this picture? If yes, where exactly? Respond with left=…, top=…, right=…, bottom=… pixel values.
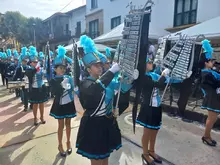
left=67, top=5, right=86, bottom=38
left=86, top=0, right=220, bottom=38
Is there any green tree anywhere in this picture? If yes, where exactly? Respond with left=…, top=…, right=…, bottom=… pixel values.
left=1, top=11, right=47, bottom=45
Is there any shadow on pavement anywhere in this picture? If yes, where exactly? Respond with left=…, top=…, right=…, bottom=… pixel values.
left=0, top=103, right=22, bottom=116
left=0, top=126, right=38, bottom=165
left=52, top=153, right=66, bottom=165
left=0, top=111, right=33, bottom=137
left=110, top=142, right=135, bottom=165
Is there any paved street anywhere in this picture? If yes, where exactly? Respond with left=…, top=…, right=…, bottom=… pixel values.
left=0, top=84, right=220, bottom=165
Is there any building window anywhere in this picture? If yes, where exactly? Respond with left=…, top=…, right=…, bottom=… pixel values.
left=91, top=0, right=98, bottom=9
left=89, top=19, right=99, bottom=39
left=111, top=16, right=121, bottom=29
left=75, top=21, right=81, bottom=37
left=174, top=0, right=198, bottom=27
left=65, top=24, right=69, bottom=35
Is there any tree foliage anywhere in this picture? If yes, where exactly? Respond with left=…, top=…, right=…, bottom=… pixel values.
left=0, top=11, right=47, bottom=45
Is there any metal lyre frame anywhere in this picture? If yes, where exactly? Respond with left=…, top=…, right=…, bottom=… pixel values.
left=187, top=34, right=206, bottom=110
left=114, top=0, right=153, bottom=117
left=161, top=33, right=183, bottom=102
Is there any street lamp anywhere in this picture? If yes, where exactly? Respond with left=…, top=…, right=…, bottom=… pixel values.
left=33, top=23, right=36, bottom=47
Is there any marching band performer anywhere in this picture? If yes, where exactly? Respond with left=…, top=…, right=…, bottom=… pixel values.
left=13, top=47, right=30, bottom=111
left=199, top=40, right=220, bottom=147
left=38, top=52, right=45, bottom=67
left=136, top=57, right=181, bottom=165
left=13, top=50, right=21, bottom=97
left=76, top=35, right=132, bottom=165
left=49, top=46, right=77, bottom=157
left=0, top=52, right=8, bottom=86
left=25, top=46, right=48, bottom=125
left=5, top=49, right=12, bottom=88
left=5, top=49, right=19, bottom=93
left=136, top=57, right=167, bottom=165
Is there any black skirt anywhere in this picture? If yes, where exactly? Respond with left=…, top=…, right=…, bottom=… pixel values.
left=76, top=114, right=122, bottom=160
left=29, top=85, right=48, bottom=104
left=136, top=104, right=162, bottom=130
left=50, top=101, right=77, bottom=119
left=201, top=91, right=220, bottom=113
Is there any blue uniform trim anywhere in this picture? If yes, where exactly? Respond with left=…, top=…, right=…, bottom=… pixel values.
left=202, top=69, right=220, bottom=80
left=28, top=98, right=48, bottom=103
left=136, top=120, right=161, bottom=130
left=201, top=88, right=206, bottom=96
left=76, top=144, right=122, bottom=159
left=50, top=113, right=77, bottom=119
left=201, top=106, right=220, bottom=113
left=96, top=79, right=105, bottom=89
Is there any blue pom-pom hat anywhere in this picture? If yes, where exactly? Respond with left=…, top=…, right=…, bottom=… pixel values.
left=13, top=50, right=19, bottom=60
left=29, top=46, right=38, bottom=62
left=19, top=47, right=29, bottom=62
left=39, top=52, right=44, bottom=61
left=80, top=35, right=101, bottom=67
left=105, top=47, right=112, bottom=59
left=201, top=39, right=215, bottom=60
left=54, top=46, right=72, bottom=68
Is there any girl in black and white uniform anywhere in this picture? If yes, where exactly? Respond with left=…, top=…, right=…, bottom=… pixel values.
left=199, top=40, right=220, bottom=147
left=76, top=35, right=132, bottom=165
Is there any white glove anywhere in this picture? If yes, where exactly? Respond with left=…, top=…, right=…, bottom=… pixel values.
left=61, top=78, right=71, bottom=90
left=35, top=62, right=40, bottom=69
left=62, top=78, right=69, bottom=84
left=43, top=70, right=46, bottom=74
left=109, top=63, right=120, bottom=74
left=162, top=68, right=170, bottom=76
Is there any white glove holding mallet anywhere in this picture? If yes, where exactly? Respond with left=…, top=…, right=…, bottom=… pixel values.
left=162, top=68, right=170, bottom=76
left=109, top=63, right=121, bottom=74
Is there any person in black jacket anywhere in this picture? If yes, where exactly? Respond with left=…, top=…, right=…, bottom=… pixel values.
left=199, top=40, right=220, bottom=147
left=76, top=35, right=130, bottom=165
left=13, top=47, right=31, bottom=111
left=136, top=57, right=168, bottom=165
left=0, top=52, right=6, bottom=86
left=49, top=46, right=77, bottom=157
left=0, top=53, right=8, bottom=87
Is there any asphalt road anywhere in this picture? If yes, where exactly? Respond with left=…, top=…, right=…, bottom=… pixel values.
left=1, top=112, right=220, bottom=165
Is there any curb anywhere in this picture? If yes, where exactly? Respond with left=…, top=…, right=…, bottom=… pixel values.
left=161, top=104, right=220, bottom=128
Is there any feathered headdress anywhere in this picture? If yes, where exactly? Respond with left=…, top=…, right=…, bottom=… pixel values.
left=29, top=46, right=38, bottom=62
left=105, top=47, right=111, bottom=59
left=97, top=51, right=108, bottom=64
left=57, top=45, right=66, bottom=59
left=54, top=46, right=67, bottom=67
left=2, top=52, right=7, bottom=59
left=202, top=39, right=214, bottom=59
left=19, top=47, right=28, bottom=62
left=7, top=49, right=12, bottom=57
left=80, top=35, right=100, bottom=67
left=13, top=50, right=19, bottom=60
left=39, top=52, right=44, bottom=60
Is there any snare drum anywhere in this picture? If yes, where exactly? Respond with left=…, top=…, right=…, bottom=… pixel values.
left=8, top=81, right=25, bottom=89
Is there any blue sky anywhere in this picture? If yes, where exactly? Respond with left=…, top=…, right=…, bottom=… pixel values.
left=0, top=0, right=86, bottom=19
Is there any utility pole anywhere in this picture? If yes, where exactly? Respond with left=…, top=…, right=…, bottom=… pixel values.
left=33, top=23, right=36, bottom=47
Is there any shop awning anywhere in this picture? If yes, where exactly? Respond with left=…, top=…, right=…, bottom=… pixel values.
left=94, top=23, right=170, bottom=43
left=64, top=41, right=116, bottom=52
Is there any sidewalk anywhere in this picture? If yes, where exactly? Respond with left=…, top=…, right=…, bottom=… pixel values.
left=0, top=127, right=171, bottom=165
left=0, top=84, right=84, bottom=148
